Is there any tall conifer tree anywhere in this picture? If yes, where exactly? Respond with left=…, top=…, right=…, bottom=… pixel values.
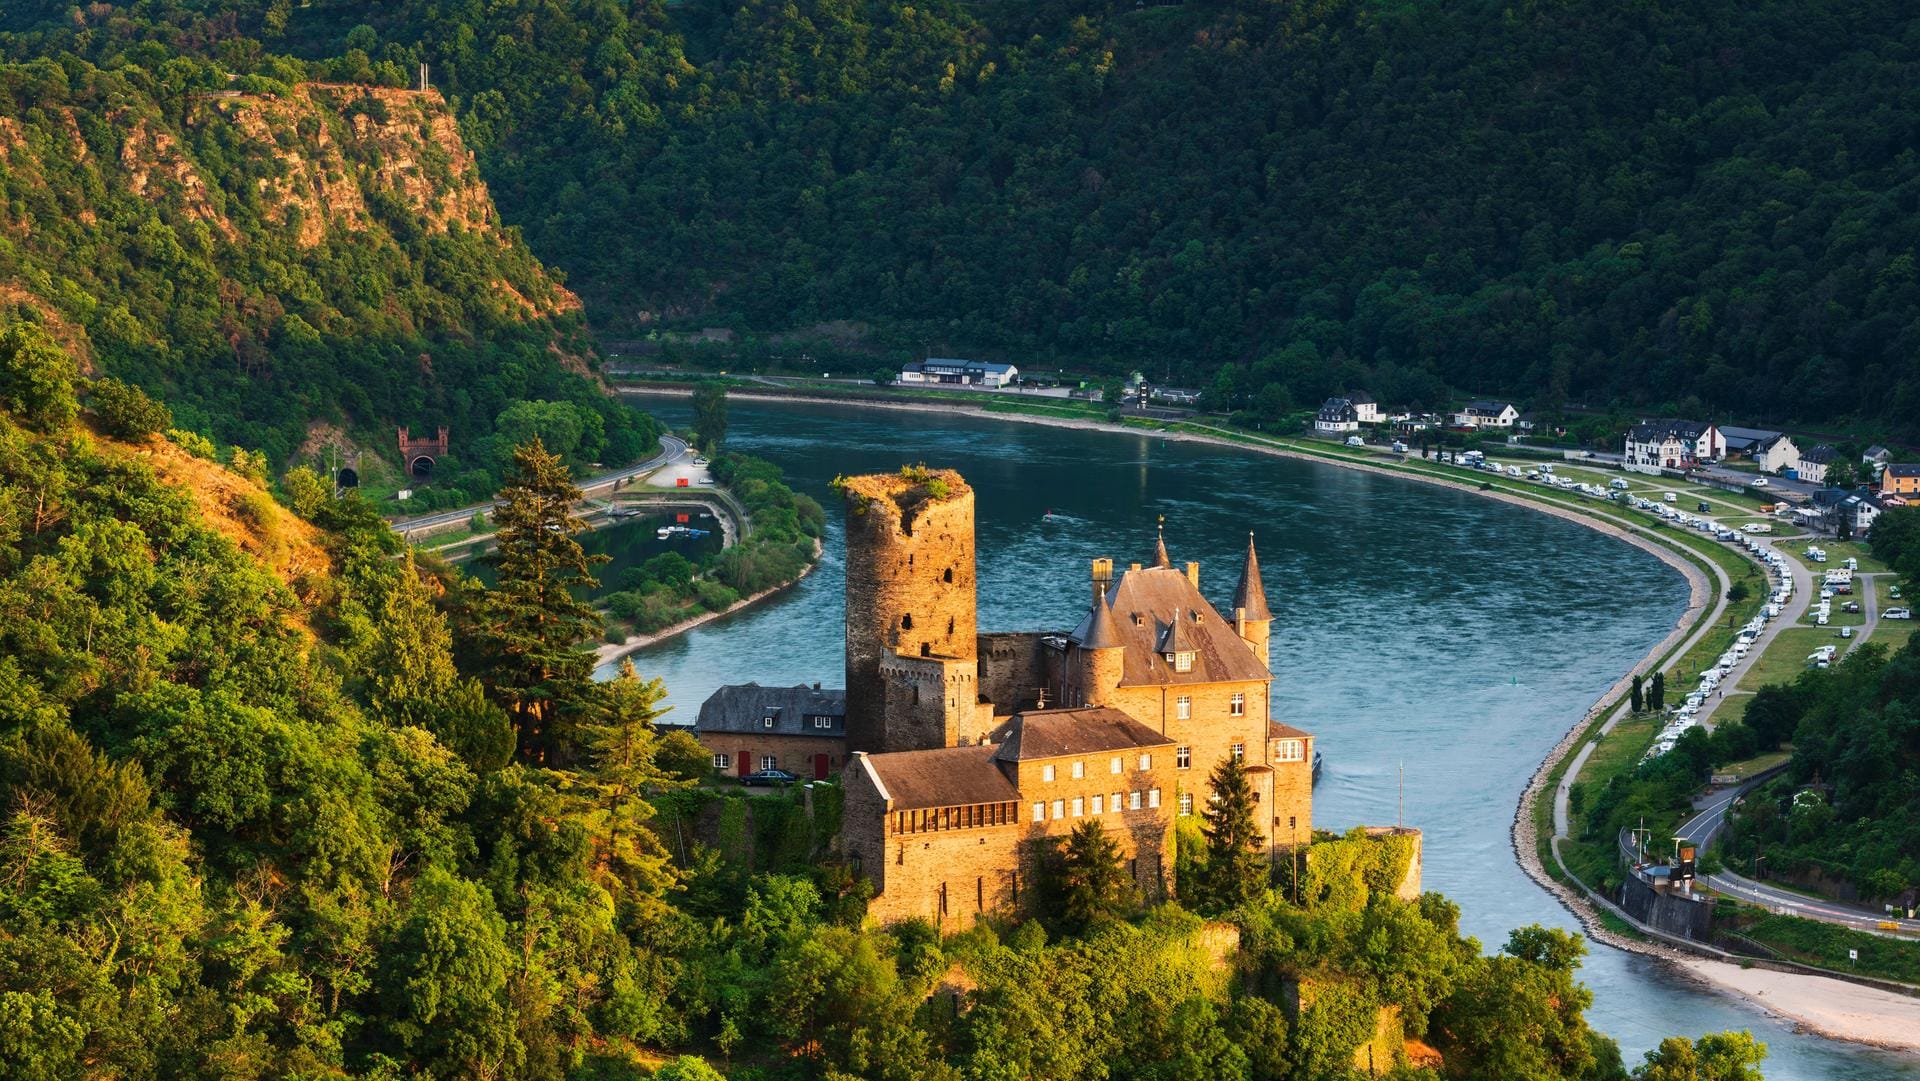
left=1057, top=819, right=1131, bottom=932
left=478, top=437, right=605, bottom=763
left=1200, top=755, right=1267, bottom=912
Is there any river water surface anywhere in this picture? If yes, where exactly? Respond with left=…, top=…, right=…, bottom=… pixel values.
left=614, top=396, right=1914, bottom=1079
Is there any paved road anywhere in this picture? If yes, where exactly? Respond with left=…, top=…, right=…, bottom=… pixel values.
left=1687, top=532, right=1809, bottom=729
left=1666, top=783, right=1920, bottom=936
left=389, top=434, right=688, bottom=536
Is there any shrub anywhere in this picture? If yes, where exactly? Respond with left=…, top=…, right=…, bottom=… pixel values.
left=88, top=377, right=173, bottom=439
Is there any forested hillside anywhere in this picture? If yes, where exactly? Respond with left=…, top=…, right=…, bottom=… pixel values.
left=32, top=0, right=1912, bottom=433
left=0, top=49, right=653, bottom=474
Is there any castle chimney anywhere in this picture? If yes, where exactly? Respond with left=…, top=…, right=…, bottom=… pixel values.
left=1184, top=561, right=1200, bottom=588
left=1128, top=562, right=1141, bottom=573
left=1091, top=557, right=1113, bottom=605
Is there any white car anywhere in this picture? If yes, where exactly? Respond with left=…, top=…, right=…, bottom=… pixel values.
left=1887, top=607, right=1912, bottom=620
left=1753, top=478, right=1769, bottom=487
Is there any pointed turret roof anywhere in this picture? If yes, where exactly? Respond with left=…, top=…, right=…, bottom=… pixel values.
left=1077, top=589, right=1125, bottom=650
left=1152, top=517, right=1172, bottom=568
left=1232, top=532, right=1271, bottom=622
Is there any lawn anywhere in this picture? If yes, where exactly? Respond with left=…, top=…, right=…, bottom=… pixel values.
left=1731, top=911, right=1920, bottom=986
left=1814, top=539, right=1893, bottom=574
left=1869, top=616, right=1916, bottom=654
left=1741, top=627, right=1837, bottom=690
left=1713, top=750, right=1792, bottom=782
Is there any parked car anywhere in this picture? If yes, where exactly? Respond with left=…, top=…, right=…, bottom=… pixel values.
left=741, top=769, right=799, bottom=787
left=1843, top=601, right=1861, bottom=613
left=1345, top=435, right=1365, bottom=447
left=1887, top=607, right=1912, bottom=620
left=1753, top=478, right=1770, bottom=487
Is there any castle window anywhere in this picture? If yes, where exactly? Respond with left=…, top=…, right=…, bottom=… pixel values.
left=762, top=713, right=777, bottom=728
left=1278, top=739, right=1305, bottom=762
left=711, top=753, right=730, bottom=770
left=1138, top=753, right=1152, bottom=771
left=1176, top=747, right=1191, bottom=769
left=1230, top=693, right=1245, bottom=716
left=1032, top=802, right=1045, bottom=823
left=1051, top=800, right=1065, bottom=820
left=1289, top=816, right=1297, bottom=831
left=1176, top=696, right=1191, bottom=720
left=1231, top=743, right=1244, bottom=762
left=1070, top=797, right=1084, bottom=817
left=1130, top=791, right=1142, bottom=810
left=761, top=755, right=777, bottom=771
left=1110, top=791, right=1121, bottom=812
left=1090, top=795, right=1103, bottom=814
left=944, top=568, right=954, bottom=583
left=811, top=715, right=835, bottom=729
left=1149, top=788, right=1162, bottom=809
left=1070, top=761, right=1085, bottom=780
left=1174, top=791, right=1188, bottom=815
left=901, top=614, right=913, bottom=631
left=1042, top=764, right=1055, bottom=782
left=1171, top=651, right=1194, bottom=672
left=1109, top=756, right=1123, bottom=775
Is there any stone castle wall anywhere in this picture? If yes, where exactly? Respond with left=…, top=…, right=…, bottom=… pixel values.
left=977, top=631, right=1049, bottom=713
left=843, top=472, right=978, bottom=752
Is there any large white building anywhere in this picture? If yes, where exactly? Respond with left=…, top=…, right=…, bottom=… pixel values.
left=1453, top=400, right=1520, bottom=429
left=1623, top=420, right=1723, bottom=473
left=899, top=358, right=1019, bottom=387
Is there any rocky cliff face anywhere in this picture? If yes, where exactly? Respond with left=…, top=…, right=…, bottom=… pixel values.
left=0, top=64, right=595, bottom=457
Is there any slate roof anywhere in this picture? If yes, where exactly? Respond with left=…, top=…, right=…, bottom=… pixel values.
left=1463, top=399, right=1517, bottom=415
left=1075, top=564, right=1271, bottom=687
left=1232, top=534, right=1271, bottom=622
left=1800, top=444, right=1839, bottom=464
left=1887, top=464, right=1920, bottom=478
left=696, top=682, right=846, bottom=736
left=857, top=745, right=1018, bottom=810
left=1346, top=390, right=1376, bottom=404
left=1720, top=426, right=1782, bottom=450
left=989, top=707, right=1172, bottom=762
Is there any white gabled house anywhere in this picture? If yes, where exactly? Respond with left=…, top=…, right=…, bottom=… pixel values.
left=1453, top=400, right=1520, bottom=429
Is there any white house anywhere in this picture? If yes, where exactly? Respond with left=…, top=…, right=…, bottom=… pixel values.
left=1754, top=433, right=1801, bottom=475
left=1796, top=443, right=1839, bottom=485
left=1453, top=400, right=1520, bottom=429
left=899, top=358, right=1019, bottom=387
left=1313, top=397, right=1360, bottom=434
left=1347, top=391, right=1382, bottom=424
left=1623, top=420, right=1723, bottom=473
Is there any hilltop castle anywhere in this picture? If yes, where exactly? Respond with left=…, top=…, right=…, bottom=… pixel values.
left=827, top=467, right=1315, bottom=929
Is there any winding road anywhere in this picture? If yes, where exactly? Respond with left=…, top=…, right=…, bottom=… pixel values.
left=388, top=434, right=689, bottom=537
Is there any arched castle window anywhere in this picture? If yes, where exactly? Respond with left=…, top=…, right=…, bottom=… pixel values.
left=943, top=568, right=954, bottom=583
left=901, top=614, right=913, bottom=631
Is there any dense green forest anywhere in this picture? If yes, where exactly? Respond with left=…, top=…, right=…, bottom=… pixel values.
left=10, top=0, right=1918, bottom=434
left=0, top=41, right=656, bottom=496
left=0, top=325, right=1767, bottom=1078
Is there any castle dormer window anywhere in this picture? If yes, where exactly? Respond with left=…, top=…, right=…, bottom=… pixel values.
left=1167, top=650, right=1195, bottom=672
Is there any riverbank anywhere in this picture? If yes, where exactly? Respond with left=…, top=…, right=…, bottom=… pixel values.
left=596, top=537, right=826, bottom=670
left=622, top=386, right=1920, bottom=1051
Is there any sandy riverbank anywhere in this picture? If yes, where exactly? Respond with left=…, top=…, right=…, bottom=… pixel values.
left=1677, top=959, right=1920, bottom=1052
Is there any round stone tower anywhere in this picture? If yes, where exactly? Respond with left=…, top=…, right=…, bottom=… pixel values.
left=841, top=468, right=978, bottom=752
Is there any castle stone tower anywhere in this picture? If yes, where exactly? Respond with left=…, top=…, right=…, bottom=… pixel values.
left=842, top=468, right=978, bottom=752
left=1232, top=532, right=1273, bottom=668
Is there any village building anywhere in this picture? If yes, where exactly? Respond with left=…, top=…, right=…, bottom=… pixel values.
left=1314, top=397, right=1360, bottom=434
left=832, top=468, right=1315, bottom=929
left=1796, top=444, right=1840, bottom=485
left=1347, top=391, right=1382, bottom=424
left=1452, top=400, right=1519, bottom=429
left=1863, top=445, right=1894, bottom=469
left=898, top=358, right=1019, bottom=387
left=694, top=682, right=847, bottom=780
left=1623, top=420, right=1723, bottom=473
left=1882, top=463, right=1920, bottom=500
left=1754, top=433, right=1802, bottom=475
left=1719, top=426, right=1780, bottom=459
